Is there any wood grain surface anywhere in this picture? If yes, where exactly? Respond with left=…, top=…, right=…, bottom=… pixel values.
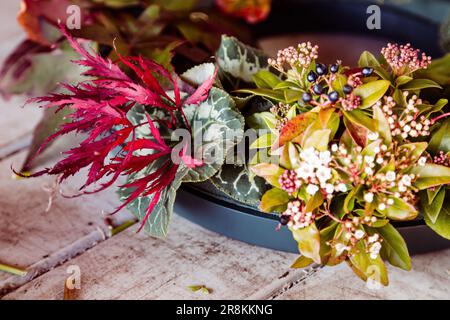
left=0, top=0, right=449, bottom=300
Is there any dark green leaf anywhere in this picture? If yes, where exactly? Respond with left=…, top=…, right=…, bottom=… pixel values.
left=421, top=188, right=446, bottom=224
left=358, top=51, right=380, bottom=68
left=253, top=70, right=281, bottom=89
left=411, top=164, right=450, bottom=190
left=424, top=190, right=450, bottom=240
left=399, top=78, right=442, bottom=90
left=428, top=119, right=450, bottom=154
left=369, top=224, right=411, bottom=271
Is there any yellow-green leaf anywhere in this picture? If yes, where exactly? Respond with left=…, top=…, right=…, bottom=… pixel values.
left=260, top=188, right=290, bottom=213
left=411, top=164, right=450, bottom=190
left=353, top=80, right=390, bottom=109
left=250, top=133, right=276, bottom=149
left=291, top=223, right=321, bottom=263
left=348, top=241, right=389, bottom=286
left=291, top=255, right=314, bottom=269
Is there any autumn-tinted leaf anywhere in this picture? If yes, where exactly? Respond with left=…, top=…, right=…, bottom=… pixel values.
left=216, top=0, right=271, bottom=24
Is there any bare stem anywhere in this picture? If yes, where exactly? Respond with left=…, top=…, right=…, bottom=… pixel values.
left=431, top=112, right=450, bottom=124
left=0, top=263, right=27, bottom=277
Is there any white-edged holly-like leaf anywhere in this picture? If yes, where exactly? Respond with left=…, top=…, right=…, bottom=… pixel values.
left=182, top=87, right=245, bottom=182
left=216, top=35, right=269, bottom=87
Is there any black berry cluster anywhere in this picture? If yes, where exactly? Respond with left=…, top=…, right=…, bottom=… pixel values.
left=301, top=62, right=371, bottom=109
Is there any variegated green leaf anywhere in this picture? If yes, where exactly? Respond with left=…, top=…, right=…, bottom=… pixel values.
left=118, top=164, right=189, bottom=238
left=181, top=62, right=218, bottom=87
left=211, top=164, right=269, bottom=206
left=216, top=35, right=269, bottom=87
left=183, top=87, right=245, bottom=182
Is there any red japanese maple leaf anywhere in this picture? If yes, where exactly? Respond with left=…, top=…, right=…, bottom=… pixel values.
left=18, top=26, right=216, bottom=231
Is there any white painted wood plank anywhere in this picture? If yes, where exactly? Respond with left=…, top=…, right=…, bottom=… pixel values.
left=0, top=150, right=132, bottom=289
left=0, top=0, right=42, bottom=149
left=2, top=214, right=303, bottom=300
left=274, top=249, right=450, bottom=300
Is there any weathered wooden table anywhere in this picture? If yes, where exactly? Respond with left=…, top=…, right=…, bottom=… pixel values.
left=1, top=0, right=449, bottom=300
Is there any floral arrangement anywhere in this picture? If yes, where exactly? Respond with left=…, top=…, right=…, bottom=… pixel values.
left=3, top=0, right=450, bottom=286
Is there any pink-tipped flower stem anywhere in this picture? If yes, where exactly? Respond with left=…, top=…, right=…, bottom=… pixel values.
left=431, top=112, right=450, bottom=124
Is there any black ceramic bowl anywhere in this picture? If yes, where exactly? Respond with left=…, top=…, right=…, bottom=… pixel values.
left=175, top=1, right=450, bottom=254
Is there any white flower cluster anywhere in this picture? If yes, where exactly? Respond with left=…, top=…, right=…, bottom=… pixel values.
left=332, top=141, right=423, bottom=211
left=377, top=95, right=431, bottom=140
left=295, top=147, right=346, bottom=198
left=367, top=234, right=382, bottom=260
left=331, top=219, right=382, bottom=259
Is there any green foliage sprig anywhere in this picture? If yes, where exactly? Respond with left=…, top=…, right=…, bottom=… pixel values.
left=239, top=41, right=450, bottom=286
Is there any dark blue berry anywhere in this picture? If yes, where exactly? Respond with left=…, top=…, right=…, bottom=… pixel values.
left=313, top=84, right=324, bottom=95
left=328, top=91, right=339, bottom=102
left=330, top=64, right=339, bottom=73
left=362, top=67, right=374, bottom=77
left=343, top=84, right=353, bottom=94
left=302, top=92, right=312, bottom=103
left=280, top=215, right=290, bottom=225
left=307, top=71, right=317, bottom=83
left=316, top=63, right=328, bottom=76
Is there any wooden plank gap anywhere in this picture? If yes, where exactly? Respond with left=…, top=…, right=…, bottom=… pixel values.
left=0, top=227, right=107, bottom=297
left=247, top=264, right=323, bottom=300
left=0, top=134, right=32, bottom=162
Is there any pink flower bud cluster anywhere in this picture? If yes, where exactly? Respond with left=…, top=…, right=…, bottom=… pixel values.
left=279, top=170, right=302, bottom=195
left=347, top=74, right=362, bottom=88
left=381, top=43, right=432, bottom=74
left=283, top=200, right=316, bottom=230
left=377, top=94, right=431, bottom=139
left=268, top=42, right=319, bottom=72
left=434, top=151, right=450, bottom=166
left=341, top=93, right=362, bottom=111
